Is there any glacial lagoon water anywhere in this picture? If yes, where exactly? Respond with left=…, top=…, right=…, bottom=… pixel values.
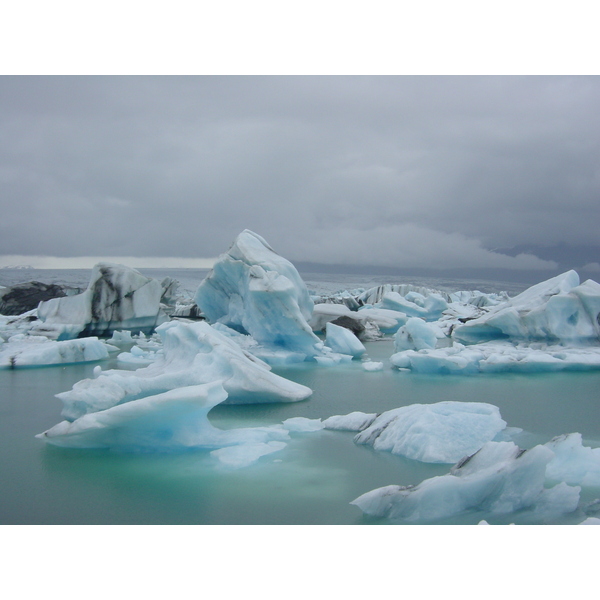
left=1, top=268, right=600, bottom=525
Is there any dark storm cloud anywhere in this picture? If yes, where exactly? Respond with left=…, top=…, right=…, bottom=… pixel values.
left=1, top=76, right=599, bottom=270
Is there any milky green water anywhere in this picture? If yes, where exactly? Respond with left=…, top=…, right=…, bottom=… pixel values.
left=2, top=339, right=599, bottom=525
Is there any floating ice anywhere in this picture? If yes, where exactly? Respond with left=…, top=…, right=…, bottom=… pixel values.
left=362, top=361, right=384, bottom=371
left=545, top=433, right=600, bottom=487
left=394, top=317, right=439, bottom=352
left=353, top=401, right=507, bottom=463
left=390, top=341, right=600, bottom=374
left=55, top=320, right=313, bottom=421
left=194, top=230, right=322, bottom=359
left=377, top=291, right=448, bottom=321
left=324, top=322, right=365, bottom=358
left=453, top=271, right=600, bottom=344
left=351, top=441, right=581, bottom=522
left=0, top=334, right=113, bottom=368
left=282, top=417, right=325, bottom=433
left=579, top=517, right=600, bottom=525
left=37, top=263, right=168, bottom=340
left=38, top=381, right=291, bottom=460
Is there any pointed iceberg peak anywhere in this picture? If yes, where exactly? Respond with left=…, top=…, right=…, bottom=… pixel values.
left=195, top=230, right=322, bottom=358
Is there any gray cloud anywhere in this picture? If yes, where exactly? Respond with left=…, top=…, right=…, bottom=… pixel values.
left=1, top=76, right=598, bottom=273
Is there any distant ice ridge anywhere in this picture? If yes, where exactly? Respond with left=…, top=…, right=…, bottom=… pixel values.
left=0, top=334, right=115, bottom=368
left=390, top=341, right=600, bottom=374
left=351, top=441, right=581, bottom=522
left=37, top=381, right=291, bottom=466
left=195, top=230, right=324, bottom=360
left=37, top=262, right=168, bottom=340
left=452, top=270, right=600, bottom=344
left=54, top=320, right=312, bottom=422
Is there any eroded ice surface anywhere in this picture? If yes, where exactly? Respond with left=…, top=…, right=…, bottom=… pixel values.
left=37, top=262, right=167, bottom=339
left=352, top=401, right=507, bottom=463
left=56, top=320, right=312, bottom=421
left=393, top=317, right=439, bottom=352
left=351, top=441, right=581, bottom=522
left=194, top=230, right=323, bottom=358
left=545, top=432, right=600, bottom=487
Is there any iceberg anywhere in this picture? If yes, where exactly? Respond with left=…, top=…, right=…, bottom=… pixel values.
left=0, top=281, right=80, bottom=316
left=353, top=401, right=507, bottom=463
left=393, top=317, right=439, bottom=352
left=38, top=381, right=290, bottom=461
left=324, top=322, right=366, bottom=358
left=194, top=230, right=322, bottom=359
left=351, top=441, right=581, bottom=522
left=55, top=320, right=313, bottom=421
left=322, top=411, right=378, bottom=431
left=0, top=334, right=113, bottom=368
left=453, top=271, right=600, bottom=344
left=377, top=291, right=448, bottom=321
left=37, top=263, right=168, bottom=339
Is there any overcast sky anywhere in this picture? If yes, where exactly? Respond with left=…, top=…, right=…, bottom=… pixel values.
left=1, top=76, right=599, bottom=275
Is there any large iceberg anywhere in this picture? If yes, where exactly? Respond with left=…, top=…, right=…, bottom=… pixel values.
left=351, top=441, right=581, bottom=522
left=55, top=320, right=313, bottom=421
left=393, top=317, right=439, bottom=352
left=38, top=381, right=290, bottom=462
left=194, top=230, right=323, bottom=359
left=351, top=401, right=507, bottom=463
left=453, top=271, right=600, bottom=344
left=37, top=262, right=168, bottom=339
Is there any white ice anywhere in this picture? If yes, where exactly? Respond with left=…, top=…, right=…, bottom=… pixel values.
left=0, top=334, right=113, bottom=368
left=37, top=262, right=167, bottom=340
left=362, top=361, right=384, bottom=371
left=324, top=322, right=366, bottom=358
left=351, top=441, right=581, bottom=522
left=393, top=317, right=439, bottom=352
left=322, top=412, right=378, bottom=431
left=194, top=230, right=323, bottom=359
left=55, top=320, right=313, bottom=421
left=352, top=401, right=507, bottom=463
left=545, top=433, right=600, bottom=487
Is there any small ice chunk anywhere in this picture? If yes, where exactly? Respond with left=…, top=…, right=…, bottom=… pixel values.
left=211, top=441, right=287, bottom=468
left=362, top=361, right=384, bottom=372
left=282, top=417, right=325, bottom=433
left=324, top=322, right=366, bottom=358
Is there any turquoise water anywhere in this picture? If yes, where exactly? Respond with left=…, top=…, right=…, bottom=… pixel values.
left=1, top=339, right=599, bottom=525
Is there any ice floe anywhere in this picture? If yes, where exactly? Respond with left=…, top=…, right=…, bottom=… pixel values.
left=351, top=441, right=581, bottom=522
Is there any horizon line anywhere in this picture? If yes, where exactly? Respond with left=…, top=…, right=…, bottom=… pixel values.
left=0, top=255, right=218, bottom=270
